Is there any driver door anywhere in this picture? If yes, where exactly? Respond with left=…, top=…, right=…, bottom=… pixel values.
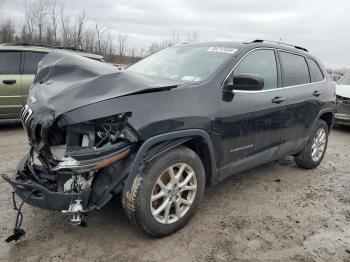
left=219, top=49, right=287, bottom=179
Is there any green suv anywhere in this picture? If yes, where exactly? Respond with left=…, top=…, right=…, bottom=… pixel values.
left=0, top=43, right=104, bottom=119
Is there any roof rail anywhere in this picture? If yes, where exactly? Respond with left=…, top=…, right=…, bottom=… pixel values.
left=1, top=42, right=86, bottom=52
left=250, top=39, right=308, bottom=52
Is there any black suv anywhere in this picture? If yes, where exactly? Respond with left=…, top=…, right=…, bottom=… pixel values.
left=3, top=40, right=336, bottom=238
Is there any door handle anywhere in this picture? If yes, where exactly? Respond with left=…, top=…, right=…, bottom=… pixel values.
left=271, top=96, right=286, bottom=104
left=313, top=90, right=322, bottom=97
left=2, top=79, right=16, bottom=85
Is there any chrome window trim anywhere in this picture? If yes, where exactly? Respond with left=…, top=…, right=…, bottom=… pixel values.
left=222, top=47, right=326, bottom=94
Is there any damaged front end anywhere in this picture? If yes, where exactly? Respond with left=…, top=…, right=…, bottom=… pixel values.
left=335, top=95, right=350, bottom=125
left=3, top=112, right=138, bottom=228
left=2, top=50, right=186, bottom=241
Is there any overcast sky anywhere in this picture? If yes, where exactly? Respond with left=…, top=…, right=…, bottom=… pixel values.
left=0, top=0, right=349, bottom=68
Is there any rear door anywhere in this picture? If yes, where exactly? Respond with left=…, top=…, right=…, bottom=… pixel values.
left=21, top=51, right=47, bottom=104
left=219, top=49, right=287, bottom=178
left=278, top=51, right=323, bottom=155
left=0, top=51, right=22, bottom=118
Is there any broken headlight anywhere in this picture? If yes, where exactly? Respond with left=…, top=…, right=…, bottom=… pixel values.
left=50, top=113, right=137, bottom=172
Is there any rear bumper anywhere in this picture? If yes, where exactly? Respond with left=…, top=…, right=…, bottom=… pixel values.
left=2, top=154, right=91, bottom=211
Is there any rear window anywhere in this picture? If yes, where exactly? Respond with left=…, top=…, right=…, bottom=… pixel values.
left=279, top=51, right=310, bottom=87
left=23, top=52, right=47, bottom=74
left=307, top=58, right=324, bottom=82
left=0, top=52, right=21, bottom=75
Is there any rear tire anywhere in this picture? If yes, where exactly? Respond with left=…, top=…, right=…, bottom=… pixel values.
left=122, top=146, right=205, bottom=237
left=294, top=119, right=329, bottom=169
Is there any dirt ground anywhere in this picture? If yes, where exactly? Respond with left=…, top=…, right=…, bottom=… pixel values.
left=0, top=120, right=349, bottom=262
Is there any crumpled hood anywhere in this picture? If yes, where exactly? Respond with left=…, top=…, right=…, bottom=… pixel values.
left=28, top=50, right=183, bottom=117
left=336, top=84, right=350, bottom=98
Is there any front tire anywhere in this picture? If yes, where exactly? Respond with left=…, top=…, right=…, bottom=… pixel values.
left=122, top=146, right=205, bottom=237
left=294, top=119, right=329, bottom=169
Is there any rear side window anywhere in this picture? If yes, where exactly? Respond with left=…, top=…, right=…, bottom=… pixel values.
left=233, top=49, right=278, bottom=90
left=0, top=52, right=20, bottom=75
left=279, top=51, right=310, bottom=87
left=23, top=52, right=47, bottom=74
left=307, top=58, right=324, bottom=82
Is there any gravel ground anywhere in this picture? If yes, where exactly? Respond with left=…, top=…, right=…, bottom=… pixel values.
left=0, top=120, right=349, bottom=262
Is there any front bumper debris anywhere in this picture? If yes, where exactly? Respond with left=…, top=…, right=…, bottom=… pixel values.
left=1, top=155, right=92, bottom=211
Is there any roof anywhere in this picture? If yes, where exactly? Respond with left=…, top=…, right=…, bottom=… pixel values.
left=0, top=43, right=104, bottom=60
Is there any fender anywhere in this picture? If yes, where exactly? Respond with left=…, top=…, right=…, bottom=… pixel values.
left=313, top=107, right=335, bottom=132
left=123, top=129, right=217, bottom=192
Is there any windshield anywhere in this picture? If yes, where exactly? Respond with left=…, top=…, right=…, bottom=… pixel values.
left=338, top=73, right=350, bottom=85
left=127, top=45, right=237, bottom=82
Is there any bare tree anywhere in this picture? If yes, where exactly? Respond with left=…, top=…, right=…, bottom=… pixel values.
left=30, top=0, right=49, bottom=43
left=138, top=47, right=146, bottom=58
left=94, top=20, right=106, bottom=54
left=171, top=29, right=181, bottom=44
left=23, top=1, right=35, bottom=41
left=117, top=34, right=127, bottom=57
left=0, top=19, right=16, bottom=42
left=186, top=31, right=200, bottom=42
left=1, top=0, right=197, bottom=63
left=48, top=0, right=59, bottom=44
left=59, top=2, right=71, bottom=46
left=82, top=28, right=95, bottom=53
left=74, top=10, right=86, bottom=48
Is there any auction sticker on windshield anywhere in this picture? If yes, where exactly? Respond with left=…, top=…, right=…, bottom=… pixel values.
left=207, top=47, right=238, bottom=54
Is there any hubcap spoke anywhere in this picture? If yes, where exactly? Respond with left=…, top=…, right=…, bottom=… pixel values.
left=180, top=197, right=192, bottom=206
left=175, top=164, right=186, bottom=182
left=151, top=190, right=167, bottom=201
left=164, top=201, right=172, bottom=223
left=175, top=200, right=182, bottom=218
left=168, top=167, right=177, bottom=186
left=153, top=198, right=170, bottom=216
left=180, top=185, right=197, bottom=192
left=179, top=172, right=194, bottom=188
left=157, top=179, right=168, bottom=191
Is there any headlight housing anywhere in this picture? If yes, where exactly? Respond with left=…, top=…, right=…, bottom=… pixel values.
left=49, top=113, right=137, bottom=173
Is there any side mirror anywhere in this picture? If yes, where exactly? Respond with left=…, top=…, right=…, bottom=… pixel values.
left=224, top=73, right=264, bottom=91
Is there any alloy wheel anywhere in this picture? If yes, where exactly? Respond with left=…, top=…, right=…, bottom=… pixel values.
left=311, top=127, right=327, bottom=162
left=150, top=163, right=197, bottom=224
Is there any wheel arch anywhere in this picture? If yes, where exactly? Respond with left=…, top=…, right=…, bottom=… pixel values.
left=123, top=129, right=217, bottom=192
left=319, top=111, right=334, bottom=131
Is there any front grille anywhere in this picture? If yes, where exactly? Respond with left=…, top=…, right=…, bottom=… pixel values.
left=20, top=104, right=33, bottom=125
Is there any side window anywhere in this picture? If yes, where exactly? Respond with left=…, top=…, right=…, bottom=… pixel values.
left=307, top=58, right=324, bottom=82
left=279, top=51, right=310, bottom=87
left=0, top=52, right=20, bottom=75
left=233, top=49, right=277, bottom=90
left=23, top=52, right=47, bottom=75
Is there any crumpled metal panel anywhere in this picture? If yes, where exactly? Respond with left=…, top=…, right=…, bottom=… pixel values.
left=27, top=50, right=183, bottom=118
